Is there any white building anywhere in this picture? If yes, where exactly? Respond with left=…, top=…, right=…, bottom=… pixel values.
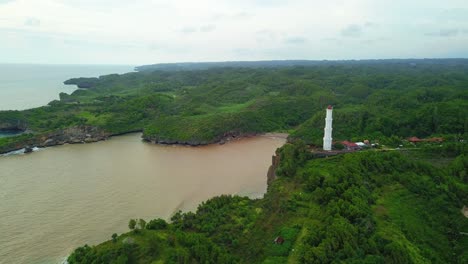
left=323, top=105, right=333, bottom=151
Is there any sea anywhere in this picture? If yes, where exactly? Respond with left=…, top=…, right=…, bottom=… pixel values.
left=0, top=64, right=135, bottom=111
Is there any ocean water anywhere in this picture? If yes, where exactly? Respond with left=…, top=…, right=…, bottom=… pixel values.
left=0, top=64, right=134, bottom=111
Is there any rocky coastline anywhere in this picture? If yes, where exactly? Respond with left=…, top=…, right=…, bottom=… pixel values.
left=1, top=122, right=288, bottom=155
left=0, top=125, right=111, bottom=155
left=0, top=120, right=28, bottom=133
left=142, top=131, right=259, bottom=147
left=267, top=150, right=281, bottom=186
left=142, top=131, right=288, bottom=147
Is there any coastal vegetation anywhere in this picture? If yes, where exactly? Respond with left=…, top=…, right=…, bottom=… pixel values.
left=67, top=142, right=468, bottom=263
left=1, top=59, right=466, bottom=263
left=1, top=59, right=467, bottom=152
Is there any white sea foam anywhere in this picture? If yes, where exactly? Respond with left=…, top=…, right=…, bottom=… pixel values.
left=1, top=146, right=43, bottom=157
left=1, top=148, right=26, bottom=156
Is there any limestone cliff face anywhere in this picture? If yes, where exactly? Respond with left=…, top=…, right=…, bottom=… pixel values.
left=38, top=126, right=110, bottom=147
left=0, top=120, right=27, bottom=132
left=142, top=132, right=257, bottom=147
left=267, top=150, right=281, bottom=186
left=0, top=125, right=110, bottom=154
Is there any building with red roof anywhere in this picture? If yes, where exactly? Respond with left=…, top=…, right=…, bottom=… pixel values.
left=341, top=141, right=361, bottom=151
left=408, top=137, right=422, bottom=143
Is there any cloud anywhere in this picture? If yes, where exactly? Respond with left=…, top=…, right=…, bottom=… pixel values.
left=59, top=0, right=137, bottom=12
left=212, top=12, right=253, bottom=21
left=255, top=29, right=277, bottom=43
left=179, top=27, right=197, bottom=34
left=321, top=38, right=342, bottom=44
left=339, top=22, right=377, bottom=39
left=438, top=8, right=468, bottom=22
left=285, top=36, right=307, bottom=44
left=232, top=12, right=252, bottom=19
left=1, top=0, right=468, bottom=64
left=200, top=24, right=216, bottom=33
left=235, top=0, right=294, bottom=7
left=24, top=17, right=40, bottom=27
left=425, top=29, right=459, bottom=37
left=341, top=24, right=362, bottom=38
left=439, top=29, right=459, bottom=37
left=232, top=48, right=255, bottom=57
left=179, top=25, right=217, bottom=34
left=361, top=37, right=388, bottom=45
left=364, top=22, right=376, bottom=28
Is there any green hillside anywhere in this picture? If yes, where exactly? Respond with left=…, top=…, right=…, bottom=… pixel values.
left=0, top=60, right=467, bottom=263
left=67, top=142, right=468, bottom=263
left=1, top=59, right=467, bottom=152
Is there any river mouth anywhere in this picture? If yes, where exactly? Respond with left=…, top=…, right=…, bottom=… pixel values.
left=0, top=133, right=285, bottom=264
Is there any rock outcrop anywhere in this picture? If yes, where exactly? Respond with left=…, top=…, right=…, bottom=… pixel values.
left=267, top=150, right=281, bottom=186
left=0, top=125, right=110, bottom=154
left=0, top=120, right=27, bottom=132
left=24, top=146, right=33, bottom=154
left=142, top=132, right=257, bottom=147
left=64, top=77, right=99, bottom=89
left=38, top=126, right=110, bottom=147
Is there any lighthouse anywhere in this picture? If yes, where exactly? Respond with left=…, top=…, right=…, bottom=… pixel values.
left=323, top=105, right=333, bottom=151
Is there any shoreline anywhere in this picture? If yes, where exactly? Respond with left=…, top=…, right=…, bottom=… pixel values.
left=1, top=129, right=288, bottom=156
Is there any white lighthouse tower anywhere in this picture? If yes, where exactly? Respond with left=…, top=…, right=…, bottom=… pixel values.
left=323, top=105, right=333, bottom=151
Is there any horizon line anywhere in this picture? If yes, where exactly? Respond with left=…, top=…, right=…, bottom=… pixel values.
left=1, top=57, right=468, bottom=67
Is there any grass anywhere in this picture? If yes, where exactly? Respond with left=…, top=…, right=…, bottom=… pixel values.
left=374, top=184, right=451, bottom=263
left=217, top=100, right=255, bottom=113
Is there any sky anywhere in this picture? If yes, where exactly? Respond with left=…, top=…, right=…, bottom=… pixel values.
left=1, top=0, right=468, bottom=65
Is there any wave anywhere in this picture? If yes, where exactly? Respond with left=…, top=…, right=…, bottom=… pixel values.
left=1, top=146, right=42, bottom=157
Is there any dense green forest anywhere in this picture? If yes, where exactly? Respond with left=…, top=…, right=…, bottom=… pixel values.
left=67, top=142, right=468, bottom=263
left=1, top=59, right=467, bottom=152
left=1, top=59, right=467, bottom=262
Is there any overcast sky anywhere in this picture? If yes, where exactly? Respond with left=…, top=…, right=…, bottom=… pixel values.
left=1, top=0, right=468, bottom=65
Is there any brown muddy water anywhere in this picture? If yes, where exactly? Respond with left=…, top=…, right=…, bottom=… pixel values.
left=0, top=133, right=285, bottom=264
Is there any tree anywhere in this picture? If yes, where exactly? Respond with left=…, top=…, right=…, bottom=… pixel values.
left=128, top=219, right=136, bottom=231
left=138, top=219, right=147, bottom=230
left=147, top=218, right=168, bottom=230
left=147, top=235, right=161, bottom=256
left=112, top=233, right=118, bottom=243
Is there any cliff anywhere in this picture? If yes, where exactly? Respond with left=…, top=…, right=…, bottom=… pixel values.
left=0, top=125, right=110, bottom=154
left=266, top=150, right=280, bottom=186
left=142, top=131, right=257, bottom=147
left=39, top=126, right=110, bottom=146
left=0, top=120, right=27, bottom=132
left=63, top=77, right=99, bottom=89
